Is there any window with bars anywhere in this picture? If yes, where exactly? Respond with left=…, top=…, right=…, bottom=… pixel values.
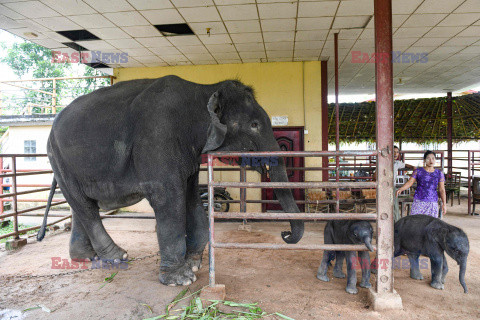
left=24, top=140, right=36, bottom=161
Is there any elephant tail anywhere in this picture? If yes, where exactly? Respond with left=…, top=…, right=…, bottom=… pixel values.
left=36, top=177, right=57, bottom=241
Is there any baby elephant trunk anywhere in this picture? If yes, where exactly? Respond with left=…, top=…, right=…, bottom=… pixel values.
left=459, top=260, right=468, bottom=293
left=362, top=235, right=374, bottom=252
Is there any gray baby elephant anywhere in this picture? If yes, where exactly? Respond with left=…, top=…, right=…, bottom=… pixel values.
left=317, top=220, right=374, bottom=294
left=393, top=215, right=469, bottom=293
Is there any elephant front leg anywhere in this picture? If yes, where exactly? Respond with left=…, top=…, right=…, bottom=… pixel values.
left=358, top=251, right=371, bottom=288
left=186, top=204, right=208, bottom=272
left=317, top=251, right=335, bottom=282
left=345, top=251, right=358, bottom=294
left=441, top=253, right=448, bottom=284
left=150, top=184, right=196, bottom=286
left=185, top=174, right=209, bottom=273
left=429, top=255, right=444, bottom=290
left=407, top=253, right=424, bottom=280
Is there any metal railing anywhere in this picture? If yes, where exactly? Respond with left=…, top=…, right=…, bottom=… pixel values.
left=0, top=154, right=68, bottom=240
left=468, top=150, right=480, bottom=215
left=206, top=150, right=379, bottom=287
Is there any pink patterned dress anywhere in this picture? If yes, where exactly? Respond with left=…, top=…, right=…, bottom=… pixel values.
left=410, top=168, right=445, bottom=218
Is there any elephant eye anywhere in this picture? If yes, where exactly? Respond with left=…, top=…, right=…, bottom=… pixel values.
left=251, top=122, right=258, bottom=128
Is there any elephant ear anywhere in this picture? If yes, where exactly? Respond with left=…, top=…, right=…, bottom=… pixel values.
left=202, top=91, right=227, bottom=153
left=433, top=227, right=449, bottom=251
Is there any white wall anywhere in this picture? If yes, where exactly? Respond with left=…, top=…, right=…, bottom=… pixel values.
left=1, top=126, right=55, bottom=209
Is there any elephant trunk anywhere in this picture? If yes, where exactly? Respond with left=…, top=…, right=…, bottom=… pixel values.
left=459, top=259, right=468, bottom=293
left=362, top=235, right=374, bottom=252
left=267, top=151, right=304, bottom=244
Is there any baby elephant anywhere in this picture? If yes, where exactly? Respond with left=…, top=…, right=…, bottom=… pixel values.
left=317, top=220, right=374, bottom=294
left=394, top=214, right=469, bottom=293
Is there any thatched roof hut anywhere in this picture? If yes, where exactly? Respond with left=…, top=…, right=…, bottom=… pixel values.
left=328, top=93, right=480, bottom=143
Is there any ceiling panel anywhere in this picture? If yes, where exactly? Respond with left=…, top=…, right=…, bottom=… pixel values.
left=0, top=0, right=478, bottom=93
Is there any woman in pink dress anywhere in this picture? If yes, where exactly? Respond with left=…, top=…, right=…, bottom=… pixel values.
left=396, top=151, right=447, bottom=218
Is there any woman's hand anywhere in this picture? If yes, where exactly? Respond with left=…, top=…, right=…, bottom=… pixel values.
left=441, top=202, right=447, bottom=218
left=396, top=189, right=403, bottom=197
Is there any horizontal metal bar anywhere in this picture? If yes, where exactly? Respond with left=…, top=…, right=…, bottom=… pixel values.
left=213, top=242, right=375, bottom=251
left=213, top=212, right=377, bottom=220
left=0, top=75, right=113, bottom=83
left=0, top=184, right=52, bottom=187
left=1, top=199, right=64, bottom=202
left=211, top=181, right=376, bottom=188
left=0, top=154, right=48, bottom=157
left=20, top=211, right=152, bottom=219
left=209, top=151, right=377, bottom=157
left=0, top=201, right=69, bottom=219
left=0, top=214, right=71, bottom=240
left=198, top=166, right=375, bottom=172
left=204, top=199, right=376, bottom=204
left=0, top=170, right=53, bottom=178
left=0, top=187, right=53, bottom=199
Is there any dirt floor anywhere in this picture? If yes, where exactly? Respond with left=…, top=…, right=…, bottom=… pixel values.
left=1, top=201, right=479, bottom=320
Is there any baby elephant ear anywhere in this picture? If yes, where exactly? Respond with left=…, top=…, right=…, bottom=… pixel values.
left=202, top=91, right=227, bottom=153
left=435, top=227, right=450, bottom=250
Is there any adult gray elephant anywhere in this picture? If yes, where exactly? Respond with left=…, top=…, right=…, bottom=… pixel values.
left=37, top=75, right=304, bottom=286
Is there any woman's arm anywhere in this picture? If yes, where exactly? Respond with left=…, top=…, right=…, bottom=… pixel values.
left=396, top=176, right=416, bottom=197
left=405, top=163, right=415, bottom=170
left=439, top=180, right=447, bottom=216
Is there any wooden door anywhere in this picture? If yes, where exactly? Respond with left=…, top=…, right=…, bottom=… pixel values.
left=262, top=127, right=305, bottom=212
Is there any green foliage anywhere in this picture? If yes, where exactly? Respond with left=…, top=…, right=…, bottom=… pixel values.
left=0, top=40, right=109, bottom=115
left=2, top=41, right=70, bottom=79
left=144, top=287, right=294, bottom=320
left=0, top=221, right=35, bottom=243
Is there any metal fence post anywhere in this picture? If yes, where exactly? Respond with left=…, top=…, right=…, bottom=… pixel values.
left=12, top=156, right=18, bottom=240
left=370, top=0, right=402, bottom=310
left=208, top=153, right=215, bottom=287
left=468, top=151, right=471, bottom=215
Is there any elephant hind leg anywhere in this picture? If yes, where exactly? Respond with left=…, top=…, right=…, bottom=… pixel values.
left=59, top=177, right=127, bottom=261
left=317, top=251, right=335, bottom=282
left=407, top=253, right=423, bottom=280
left=333, top=251, right=346, bottom=278
left=69, top=212, right=96, bottom=260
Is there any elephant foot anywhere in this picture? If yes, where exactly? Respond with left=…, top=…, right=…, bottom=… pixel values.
left=160, top=264, right=197, bottom=286
left=96, top=242, right=128, bottom=261
left=333, top=269, right=346, bottom=279
left=69, top=242, right=97, bottom=260
left=316, top=274, right=330, bottom=282
left=360, top=280, right=371, bottom=288
left=186, top=253, right=203, bottom=272
left=430, top=281, right=444, bottom=290
left=346, top=285, right=358, bottom=295
left=410, top=270, right=424, bottom=280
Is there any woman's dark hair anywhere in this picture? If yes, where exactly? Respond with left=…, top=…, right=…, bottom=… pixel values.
left=424, top=150, right=436, bottom=160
